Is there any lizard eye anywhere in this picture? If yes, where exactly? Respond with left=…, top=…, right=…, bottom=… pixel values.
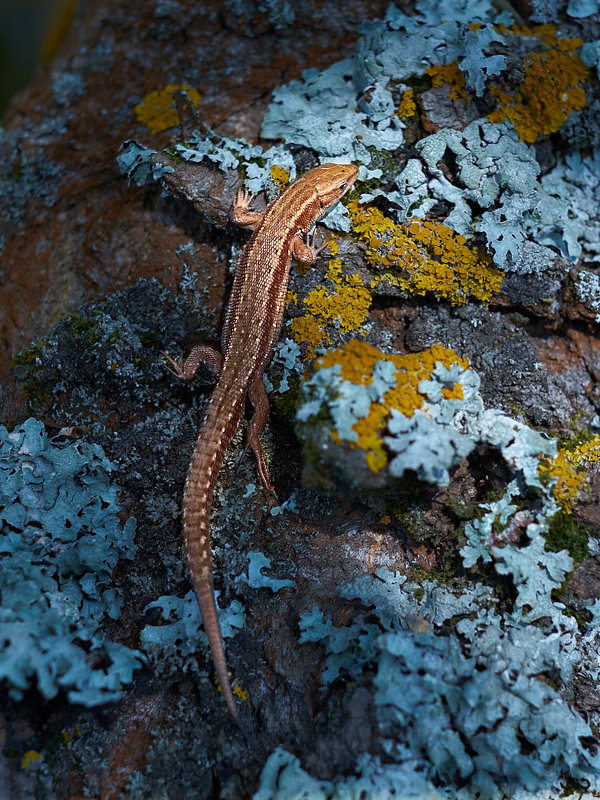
left=339, top=182, right=347, bottom=192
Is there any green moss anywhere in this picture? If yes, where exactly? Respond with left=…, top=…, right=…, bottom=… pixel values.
left=11, top=340, right=55, bottom=406
left=412, top=585, right=425, bottom=601
left=560, top=605, right=592, bottom=630
left=410, top=563, right=457, bottom=586
left=63, top=313, right=100, bottom=344
left=269, top=372, right=302, bottom=422
left=545, top=509, right=589, bottom=565
left=441, top=495, right=477, bottom=520
left=556, top=426, right=595, bottom=453
left=404, top=73, right=434, bottom=93
left=11, top=340, right=44, bottom=369
left=392, top=506, right=422, bottom=538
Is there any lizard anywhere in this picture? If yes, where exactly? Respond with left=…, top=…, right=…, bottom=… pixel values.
left=164, top=162, right=359, bottom=719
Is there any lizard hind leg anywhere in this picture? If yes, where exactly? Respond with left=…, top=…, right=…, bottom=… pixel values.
left=162, top=344, right=223, bottom=381
left=246, top=375, right=277, bottom=499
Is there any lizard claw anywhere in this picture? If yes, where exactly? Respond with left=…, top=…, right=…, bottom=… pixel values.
left=234, top=188, right=255, bottom=212
left=161, top=352, right=186, bottom=380
left=306, top=229, right=329, bottom=258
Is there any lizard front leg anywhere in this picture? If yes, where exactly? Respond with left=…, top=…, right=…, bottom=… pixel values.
left=162, top=345, right=223, bottom=381
left=292, top=229, right=329, bottom=264
left=231, top=188, right=265, bottom=230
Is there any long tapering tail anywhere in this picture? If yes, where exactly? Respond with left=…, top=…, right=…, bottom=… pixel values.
left=182, top=382, right=246, bottom=719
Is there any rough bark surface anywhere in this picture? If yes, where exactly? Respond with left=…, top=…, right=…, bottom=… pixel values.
left=1, top=1, right=599, bottom=799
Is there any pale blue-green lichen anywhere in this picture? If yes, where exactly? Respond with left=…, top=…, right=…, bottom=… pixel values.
left=0, top=418, right=143, bottom=705
left=119, top=0, right=600, bottom=272
left=532, top=0, right=600, bottom=19
left=264, top=338, right=303, bottom=393
left=141, top=589, right=245, bottom=664
left=237, top=551, right=294, bottom=590
left=0, top=127, right=61, bottom=229
left=581, top=39, right=600, bottom=78
left=297, top=352, right=555, bottom=488
left=141, top=549, right=293, bottom=666
left=279, top=536, right=600, bottom=799
left=262, top=0, right=506, bottom=165
left=117, top=140, right=174, bottom=186
left=52, top=72, right=86, bottom=106
left=281, top=340, right=600, bottom=798
left=575, top=269, right=600, bottom=321
left=173, top=129, right=296, bottom=194
left=259, top=3, right=598, bottom=271
left=254, top=747, right=449, bottom=800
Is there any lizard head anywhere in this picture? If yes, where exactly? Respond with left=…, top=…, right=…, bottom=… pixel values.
left=309, top=163, right=359, bottom=210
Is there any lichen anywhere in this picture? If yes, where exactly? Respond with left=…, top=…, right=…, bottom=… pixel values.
left=141, top=588, right=245, bottom=665
left=575, top=269, right=600, bottom=319
left=487, top=25, right=589, bottom=143
left=425, top=61, right=467, bottom=99
left=540, top=433, right=600, bottom=511
left=21, top=750, right=42, bottom=770
left=287, top=548, right=600, bottom=798
left=0, top=418, right=143, bottom=705
left=297, top=340, right=469, bottom=474
left=396, top=88, right=417, bottom=117
left=134, top=84, right=202, bottom=135
left=173, top=128, right=297, bottom=194
left=269, top=164, right=290, bottom=190
left=347, top=199, right=504, bottom=305
left=297, top=339, right=555, bottom=489
left=290, top=251, right=372, bottom=359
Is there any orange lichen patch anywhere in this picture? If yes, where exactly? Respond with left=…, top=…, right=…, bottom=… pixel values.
left=425, top=62, right=467, bottom=100
left=291, top=257, right=372, bottom=359
left=541, top=434, right=600, bottom=511
left=327, top=239, right=340, bottom=256
left=347, top=200, right=503, bottom=306
left=134, top=84, right=202, bottom=134
left=441, top=384, right=464, bottom=401
left=286, top=290, right=298, bottom=307
left=290, top=315, right=329, bottom=359
left=233, top=683, right=248, bottom=701
left=270, top=165, right=290, bottom=190
left=214, top=674, right=247, bottom=701
left=314, top=340, right=468, bottom=472
left=62, top=724, right=82, bottom=749
left=487, top=25, right=588, bottom=142
left=397, top=88, right=417, bottom=118
left=21, top=750, right=42, bottom=770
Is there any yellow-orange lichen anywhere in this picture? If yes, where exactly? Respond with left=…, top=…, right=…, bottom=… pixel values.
left=21, top=751, right=42, bottom=770
left=285, top=290, right=298, bottom=307
left=134, top=84, right=202, bottom=134
left=487, top=25, right=588, bottom=143
left=424, top=26, right=589, bottom=143
left=425, top=62, right=467, bottom=100
left=291, top=248, right=372, bottom=359
left=541, top=434, right=600, bottom=511
left=270, top=165, right=290, bottom=190
left=397, top=88, right=417, bottom=118
left=314, top=340, right=468, bottom=472
left=347, top=200, right=503, bottom=306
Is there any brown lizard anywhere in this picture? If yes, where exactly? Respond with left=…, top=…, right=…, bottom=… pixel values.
left=165, top=162, right=359, bottom=719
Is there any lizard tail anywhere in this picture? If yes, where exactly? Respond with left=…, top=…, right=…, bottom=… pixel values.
left=182, top=387, right=246, bottom=720
left=191, top=549, right=239, bottom=720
